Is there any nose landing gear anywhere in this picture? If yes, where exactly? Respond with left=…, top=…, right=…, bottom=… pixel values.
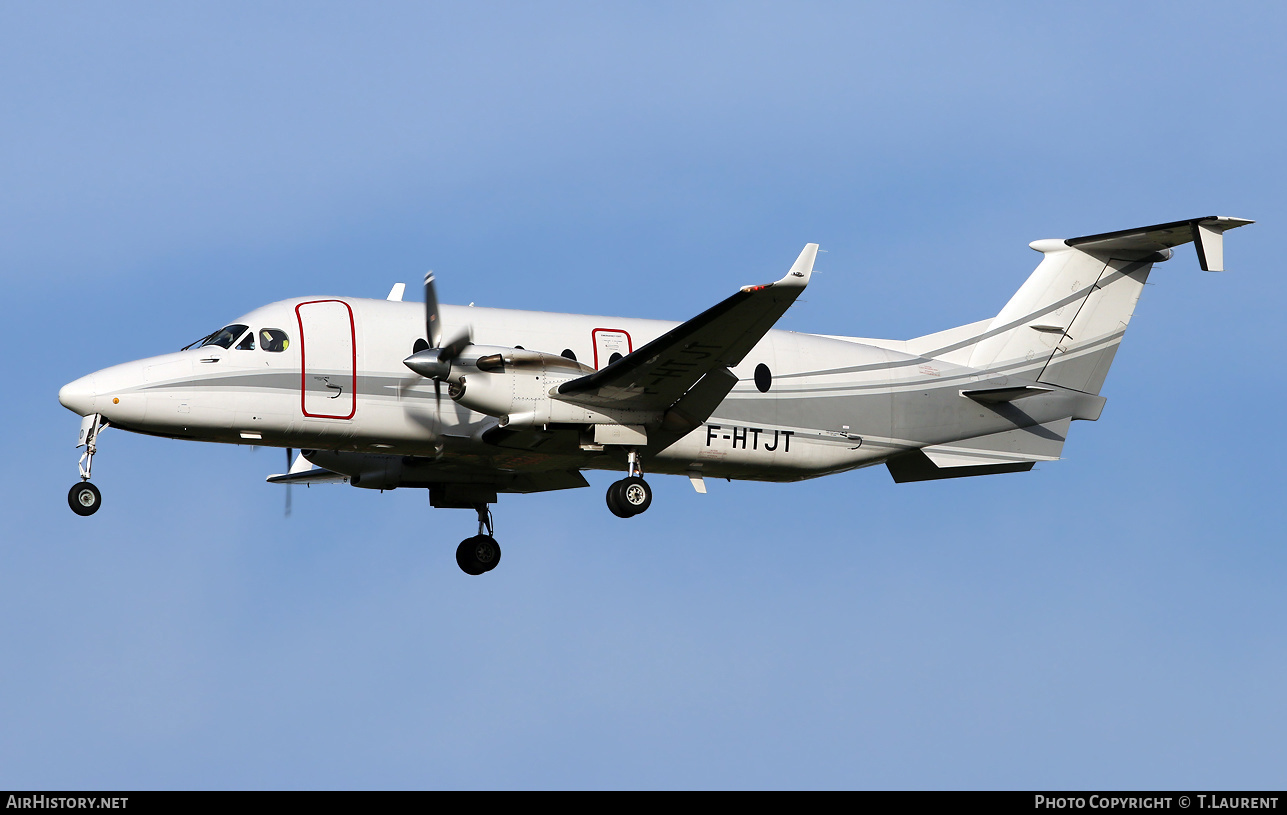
left=68, top=414, right=107, bottom=517
left=68, top=482, right=102, bottom=516
left=606, top=449, right=653, bottom=518
left=456, top=504, right=502, bottom=575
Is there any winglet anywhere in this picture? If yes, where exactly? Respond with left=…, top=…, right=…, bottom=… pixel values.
left=743, top=243, right=818, bottom=292
left=781, top=242, right=818, bottom=288
left=1193, top=217, right=1253, bottom=272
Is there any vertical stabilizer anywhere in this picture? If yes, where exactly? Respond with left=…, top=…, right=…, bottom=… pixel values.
left=964, top=217, right=1251, bottom=395
left=1034, top=256, right=1150, bottom=394
left=965, top=242, right=1132, bottom=389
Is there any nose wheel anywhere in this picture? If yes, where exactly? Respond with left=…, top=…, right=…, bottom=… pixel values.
left=456, top=504, right=502, bottom=575
left=606, top=449, right=652, bottom=518
left=68, top=414, right=106, bottom=516
left=68, top=482, right=102, bottom=516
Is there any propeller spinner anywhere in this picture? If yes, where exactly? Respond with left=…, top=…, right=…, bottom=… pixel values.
left=403, top=270, right=472, bottom=401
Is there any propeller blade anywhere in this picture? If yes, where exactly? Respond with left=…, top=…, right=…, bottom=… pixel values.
left=424, top=270, right=442, bottom=349
left=285, top=448, right=293, bottom=518
left=440, top=326, right=473, bottom=360
left=404, top=270, right=471, bottom=384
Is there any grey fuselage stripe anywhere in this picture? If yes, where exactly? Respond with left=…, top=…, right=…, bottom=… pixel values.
left=769, top=259, right=1149, bottom=381
left=137, top=326, right=1125, bottom=406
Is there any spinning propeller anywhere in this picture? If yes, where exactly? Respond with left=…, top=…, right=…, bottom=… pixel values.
left=284, top=447, right=293, bottom=518
left=403, top=271, right=472, bottom=404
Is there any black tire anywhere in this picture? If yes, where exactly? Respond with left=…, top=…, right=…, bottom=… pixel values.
left=619, top=476, right=652, bottom=515
left=456, top=535, right=501, bottom=575
left=68, top=482, right=101, bottom=516
left=606, top=480, right=634, bottom=518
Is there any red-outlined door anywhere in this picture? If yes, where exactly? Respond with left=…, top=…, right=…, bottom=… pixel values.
left=296, top=300, right=357, bottom=419
left=592, top=328, right=632, bottom=369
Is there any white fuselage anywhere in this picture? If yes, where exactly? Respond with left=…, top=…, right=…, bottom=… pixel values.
left=59, top=295, right=1085, bottom=485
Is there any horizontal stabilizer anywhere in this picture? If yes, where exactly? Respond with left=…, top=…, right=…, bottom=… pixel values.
left=1066, top=216, right=1252, bottom=271
left=887, top=451, right=1034, bottom=483
left=960, top=385, right=1053, bottom=404
left=922, top=449, right=1039, bottom=468
left=888, top=418, right=1071, bottom=483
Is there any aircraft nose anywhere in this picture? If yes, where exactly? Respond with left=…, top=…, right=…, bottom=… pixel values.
left=58, top=374, right=97, bottom=416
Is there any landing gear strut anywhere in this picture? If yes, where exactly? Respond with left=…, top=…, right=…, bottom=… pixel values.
left=607, top=449, right=652, bottom=518
left=68, top=414, right=106, bottom=517
left=456, top=504, right=502, bottom=575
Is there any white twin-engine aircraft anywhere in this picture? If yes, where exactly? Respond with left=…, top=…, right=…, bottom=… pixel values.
left=59, top=216, right=1251, bottom=574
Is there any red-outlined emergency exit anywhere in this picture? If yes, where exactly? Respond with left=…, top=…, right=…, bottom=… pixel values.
left=296, top=300, right=357, bottom=419
left=592, top=328, right=632, bottom=370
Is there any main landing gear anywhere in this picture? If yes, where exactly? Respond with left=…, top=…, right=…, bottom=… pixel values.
left=68, top=414, right=106, bottom=517
left=606, top=449, right=652, bottom=518
left=456, top=505, right=502, bottom=576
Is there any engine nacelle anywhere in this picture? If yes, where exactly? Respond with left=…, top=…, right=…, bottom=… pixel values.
left=447, top=347, right=655, bottom=429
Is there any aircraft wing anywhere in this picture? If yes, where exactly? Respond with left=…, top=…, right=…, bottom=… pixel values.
left=555, top=243, right=818, bottom=414
left=266, top=469, right=350, bottom=485
left=1066, top=215, right=1252, bottom=271
left=266, top=452, right=349, bottom=485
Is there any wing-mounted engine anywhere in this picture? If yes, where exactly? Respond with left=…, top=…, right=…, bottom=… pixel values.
left=401, top=272, right=667, bottom=436
left=414, top=344, right=659, bottom=430
left=404, top=245, right=819, bottom=451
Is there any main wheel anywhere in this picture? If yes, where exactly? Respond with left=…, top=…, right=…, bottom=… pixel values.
left=456, top=535, right=501, bottom=575
left=68, top=482, right=101, bottom=516
left=619, top=476, right=652, bottom=515
left=606, top=480, right=633, bottom=518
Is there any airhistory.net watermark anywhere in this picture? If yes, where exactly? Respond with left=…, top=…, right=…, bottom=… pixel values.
left=5, top=797, right=128, bottom=810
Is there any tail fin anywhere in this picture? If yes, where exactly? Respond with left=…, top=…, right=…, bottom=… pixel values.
left=962, top=216, right=1251, bottom=394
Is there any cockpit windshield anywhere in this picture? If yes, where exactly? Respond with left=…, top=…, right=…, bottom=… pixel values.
left=183, top=324, right=249, bottom=351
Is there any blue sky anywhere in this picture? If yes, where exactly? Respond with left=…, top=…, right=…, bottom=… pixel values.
left=3, top=1, right=1285, bottom=789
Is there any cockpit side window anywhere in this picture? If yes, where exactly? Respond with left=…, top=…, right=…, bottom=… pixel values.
left=260, top=328, right=290, bottom=352
left=236, top=331, right=255, bottom=350
left=187, top=324, right=249, bottom=350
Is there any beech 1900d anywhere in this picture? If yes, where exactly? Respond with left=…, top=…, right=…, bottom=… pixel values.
left=59, top=216, right=1251, bottom=574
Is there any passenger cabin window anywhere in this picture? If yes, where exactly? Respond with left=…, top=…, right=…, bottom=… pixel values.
left=236, top=331, right=255, bottom=350
left=260, top=329, right=290, bottom=352
left=191, top=324, right=249, bottom=350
